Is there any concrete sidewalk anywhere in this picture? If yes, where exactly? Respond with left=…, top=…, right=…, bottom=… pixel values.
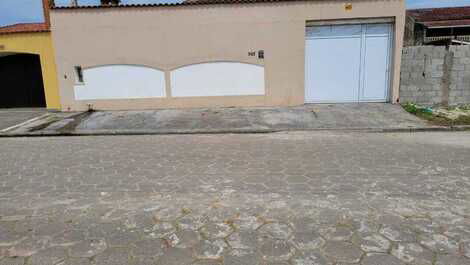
left=0, top=104, right=459, bottom=136
left=0, top=109, right=48, bottom=131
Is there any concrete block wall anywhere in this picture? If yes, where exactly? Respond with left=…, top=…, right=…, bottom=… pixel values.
left=400, top=45, right=470, bottom=106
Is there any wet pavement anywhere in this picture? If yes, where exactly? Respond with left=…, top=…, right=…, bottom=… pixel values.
left=0, top=131, right=469, bottom=265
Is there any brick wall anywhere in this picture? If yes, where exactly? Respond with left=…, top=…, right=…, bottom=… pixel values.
left=400, top=45, right=470, bottom=106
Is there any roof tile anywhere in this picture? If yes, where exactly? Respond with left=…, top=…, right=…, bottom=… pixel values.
left=407, top=6, right=470, bottom=22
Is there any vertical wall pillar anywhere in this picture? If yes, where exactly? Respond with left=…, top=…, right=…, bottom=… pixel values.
left=440, top=49, right=454, bottom=107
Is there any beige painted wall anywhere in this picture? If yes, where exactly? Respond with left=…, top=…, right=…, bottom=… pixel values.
left=50, top=0, right=405, bottom=111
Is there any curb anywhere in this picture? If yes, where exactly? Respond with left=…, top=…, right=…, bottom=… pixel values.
left=0, top=128, right=281, bottom=137
left=0, top=125, right=469, bottom=138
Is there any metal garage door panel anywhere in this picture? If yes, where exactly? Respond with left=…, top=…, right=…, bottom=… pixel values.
left=305, top=23, right=391, bottom=103
left=360, top=24, right=391, bottom=101
left=305, top=26, right=362, bottom=103
left=360, top=36, right=390, bottom=101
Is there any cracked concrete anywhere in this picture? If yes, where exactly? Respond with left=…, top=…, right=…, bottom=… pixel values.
left=0, top=131, right=469, bottom=265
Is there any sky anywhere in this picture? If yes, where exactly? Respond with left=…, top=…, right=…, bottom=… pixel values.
left=54, top=0, right=470, bottom=8
left=1, top=0, right=470, bottom=27
left=0, top=0, right=45, bottom=27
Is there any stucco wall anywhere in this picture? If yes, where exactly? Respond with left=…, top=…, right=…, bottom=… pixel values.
left=0, top=32, right=61, bottom=109
left=400, top=45, right=470, bottom=106
left=50, top=0, right=405, bottom=111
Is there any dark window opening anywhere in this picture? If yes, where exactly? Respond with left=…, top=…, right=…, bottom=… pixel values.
left=101, top=0, right=120, bottom=5
left=426, top=28, right=452, bottom=37
left=426, top=27, right=470, bottom=37
left=75, top=66, right=84, bottom=83
left=453, top=27, right=470, bottom=36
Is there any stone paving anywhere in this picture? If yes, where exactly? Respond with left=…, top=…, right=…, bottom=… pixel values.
left=0, top=131, right=469, bottom=265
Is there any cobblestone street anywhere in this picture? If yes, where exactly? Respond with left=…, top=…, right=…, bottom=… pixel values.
left=0, top=132, right=469, bottom=265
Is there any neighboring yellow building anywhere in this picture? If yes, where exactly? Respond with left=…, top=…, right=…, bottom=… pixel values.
left=0, top=32, right=61, bottom=109
left=0, top=0, right=60, bottom=110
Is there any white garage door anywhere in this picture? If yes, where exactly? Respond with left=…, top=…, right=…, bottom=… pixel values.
left=305, top=23, right=392, bottom=103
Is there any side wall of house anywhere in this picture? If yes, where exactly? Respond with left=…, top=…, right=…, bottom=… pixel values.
left=51, top=0, right=405, bottom=111
left=400, top=45, right=470, bottom=106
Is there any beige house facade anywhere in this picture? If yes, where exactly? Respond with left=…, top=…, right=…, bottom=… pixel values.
left=50, top=0, right=406, bottom=111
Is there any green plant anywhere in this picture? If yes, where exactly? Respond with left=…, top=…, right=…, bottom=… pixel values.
left=402, top=102, right=470, bottom=126
left=402, top=102, right=418, bottom=114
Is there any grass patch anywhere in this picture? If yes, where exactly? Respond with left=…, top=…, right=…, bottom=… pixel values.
left=454, top=114, right=470, bottom=125
left=402, top=102, right=470, bottom=126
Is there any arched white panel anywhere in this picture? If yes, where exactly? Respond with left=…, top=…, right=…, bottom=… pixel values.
left=74, top=65, right=166, bottom=100
left=171, top=62, right=265, bottom=97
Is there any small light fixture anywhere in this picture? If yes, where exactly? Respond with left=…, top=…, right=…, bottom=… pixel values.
left=345, top=3, right=352, bottom=11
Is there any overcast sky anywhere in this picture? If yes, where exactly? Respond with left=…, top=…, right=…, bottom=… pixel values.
left=1, top=0, right=470, bottom=27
